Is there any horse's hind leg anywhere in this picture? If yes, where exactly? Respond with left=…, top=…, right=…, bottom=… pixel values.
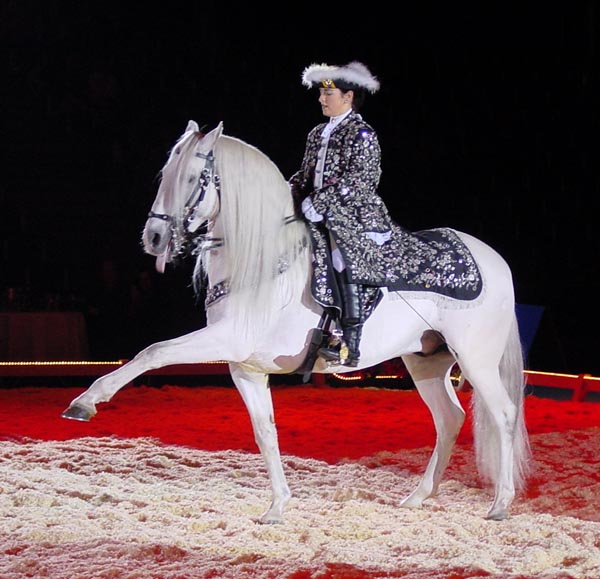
left=399, top=352, right=465, bottom=509
left=460, top=365, right=519, bottom=521
left=229, top=364, right=291, bottom=524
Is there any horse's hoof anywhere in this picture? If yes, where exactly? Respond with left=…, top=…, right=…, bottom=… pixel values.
left=257, top=514, right=284, bottom=525
left=400, top=497, right=424, bottom=510
left=486, top=509, right=510, bottom=521
left=61, top=404, right=95, bottom=422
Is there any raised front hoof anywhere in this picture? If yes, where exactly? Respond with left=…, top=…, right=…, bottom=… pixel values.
left=61, top=404, right=96, bottom=422
left=485, top=508, right=510, bottom=521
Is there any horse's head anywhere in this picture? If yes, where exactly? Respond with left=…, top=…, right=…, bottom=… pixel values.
left=143, top=120, right=223, bottom=272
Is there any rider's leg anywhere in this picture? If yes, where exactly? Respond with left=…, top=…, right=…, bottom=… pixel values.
left=338, top=283, right=363, bottom=367
left=318, top=279, right=364, bottom=367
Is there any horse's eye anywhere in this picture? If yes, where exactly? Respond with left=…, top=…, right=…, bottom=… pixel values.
left=188, top=175, right=196, bottom=184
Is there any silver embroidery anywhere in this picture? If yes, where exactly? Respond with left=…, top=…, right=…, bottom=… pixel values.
left=289, top=112, right=482, bottom=308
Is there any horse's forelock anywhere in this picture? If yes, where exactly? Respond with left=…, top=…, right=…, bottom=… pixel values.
left=159, top=130, right=204, bottom=226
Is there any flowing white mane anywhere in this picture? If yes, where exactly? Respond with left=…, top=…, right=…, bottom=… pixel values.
left=200, top=135, right=310, bottom=328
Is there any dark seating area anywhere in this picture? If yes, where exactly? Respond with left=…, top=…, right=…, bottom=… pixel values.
left=2, top=4, right=597, bottom=374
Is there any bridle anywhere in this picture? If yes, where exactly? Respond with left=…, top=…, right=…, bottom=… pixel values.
left=147, top=149, right=223, bottom=259
left=147, top=150, right=220, bottom=226
left=146, top=144, right=301, bottom=266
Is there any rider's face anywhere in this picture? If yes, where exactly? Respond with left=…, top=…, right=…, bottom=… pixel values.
left=318, top=88, right=353, bottom=118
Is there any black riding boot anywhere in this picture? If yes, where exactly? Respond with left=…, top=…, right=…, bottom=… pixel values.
left=340, top=320, right=363, bottom=367
left=318, top=283, right=364, bottom=367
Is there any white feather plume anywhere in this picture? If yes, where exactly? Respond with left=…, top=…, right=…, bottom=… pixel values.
left=301, top=61, right=380, bottom=93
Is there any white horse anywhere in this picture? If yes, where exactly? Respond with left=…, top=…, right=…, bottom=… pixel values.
left=63, top=120, right=530, bottom=522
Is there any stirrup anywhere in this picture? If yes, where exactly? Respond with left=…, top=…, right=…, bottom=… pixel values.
left=317, top=345, right=341, bottom=362
left=340, top=343, right=359, bottom=367
left=317, top=328, right=341, bottom=360
left=342, top=356, right=359, bottom=368
left=318, top=341, right=359, bottom=367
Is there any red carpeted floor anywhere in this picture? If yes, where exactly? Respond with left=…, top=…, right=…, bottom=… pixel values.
left=1, top=382, right=598, bottom=463
left=0, top=381, right=599, bottom=579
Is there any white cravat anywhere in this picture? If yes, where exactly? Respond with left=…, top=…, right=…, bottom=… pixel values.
left=314, top=109, right=352, bottom=189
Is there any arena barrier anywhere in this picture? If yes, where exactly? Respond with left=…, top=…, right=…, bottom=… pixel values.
left=1, top=360, right=598, bottom=402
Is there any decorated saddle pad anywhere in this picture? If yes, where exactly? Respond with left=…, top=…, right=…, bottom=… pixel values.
left=385, top=227, right=483, bottom=300
left=309, top=226, right=483, bottom=310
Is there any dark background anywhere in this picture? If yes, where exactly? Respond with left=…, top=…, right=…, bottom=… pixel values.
left=1, top=2, right=598, bottom=373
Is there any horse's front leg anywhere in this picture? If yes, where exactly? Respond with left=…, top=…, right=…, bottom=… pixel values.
left=62, top=323, right=248, bottom=421
left=230, top=364, right=291, bottom=524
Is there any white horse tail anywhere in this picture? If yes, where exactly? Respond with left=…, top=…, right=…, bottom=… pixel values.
left=471, top=311, right=532, bottom=491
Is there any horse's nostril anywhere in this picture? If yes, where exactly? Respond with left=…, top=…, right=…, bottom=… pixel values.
left=152, top=233, right=161, bottom=247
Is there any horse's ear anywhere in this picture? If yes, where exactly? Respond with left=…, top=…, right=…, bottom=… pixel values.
left=201, top=122, right=224, bottom=148
left=209, top=121, right=223, bottom=139
left=186, top=120, right=200, bottom=133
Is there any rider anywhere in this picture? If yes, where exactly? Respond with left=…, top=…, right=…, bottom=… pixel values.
left=289, top=61, right=396, bottom=367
